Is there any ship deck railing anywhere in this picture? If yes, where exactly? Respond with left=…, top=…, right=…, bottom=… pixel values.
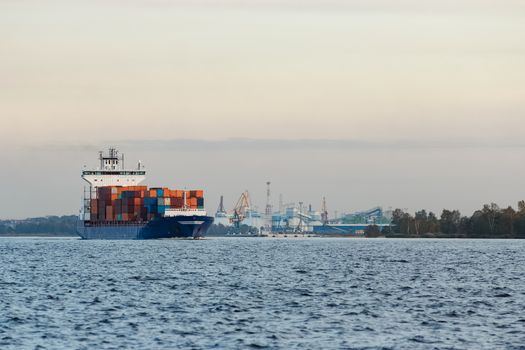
left=84, top=220, right=148, bottom=227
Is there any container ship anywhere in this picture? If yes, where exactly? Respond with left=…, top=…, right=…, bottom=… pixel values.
left=76, top=148, right=214, bottom=239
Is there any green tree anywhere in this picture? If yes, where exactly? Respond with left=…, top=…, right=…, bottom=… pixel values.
left=414, top=210, right=428, bottom=236
left=514, top=201, right=525, bottom=238
left=470, top=210, right=491, bottom=237
left=458, top=216, right=471, bottom=237
left=440, top=209, right=461, bottom=235
left=391, top=209, right=413, bottom=235
left=390, top=209, right=406, bottom=234
left=427, top=212, right=440, bottom=233
left=499, top=206, right=515, bottom=237
left=481, top=203, right=500, bottom=236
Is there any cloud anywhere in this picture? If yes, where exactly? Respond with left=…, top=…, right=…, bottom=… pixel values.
left=110, top=0, right=525, bottom=14
left=35, top=138, right=525, bottom=153
left=132, top=138, right=525, bottom=151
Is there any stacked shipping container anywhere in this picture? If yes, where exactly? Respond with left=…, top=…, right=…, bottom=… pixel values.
left=90, top=186, right=205, bottom=222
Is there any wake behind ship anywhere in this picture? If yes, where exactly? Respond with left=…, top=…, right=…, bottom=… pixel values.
left=77, top=148, right=214, bottom=239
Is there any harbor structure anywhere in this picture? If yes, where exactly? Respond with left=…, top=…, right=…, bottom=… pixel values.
left=213, top=186, right=393, bottom=236
left=214, top=195, right=230, bottom=226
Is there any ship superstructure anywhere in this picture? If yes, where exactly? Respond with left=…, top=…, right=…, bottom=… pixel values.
left=82, top=148, right=145, bottom=186
left=81, top=148, right=146, bottom=221
left=77, top=148, right=213, bottom=239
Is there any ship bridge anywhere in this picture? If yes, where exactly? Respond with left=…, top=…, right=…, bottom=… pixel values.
left=82, top=148, right=146, bottom=188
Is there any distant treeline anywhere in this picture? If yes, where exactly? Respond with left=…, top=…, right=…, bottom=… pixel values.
left=3, top=204, right=525, bottom=238
left=366, top=202, right=525, bottom=238
left=0, top=215, right=78, bottom=235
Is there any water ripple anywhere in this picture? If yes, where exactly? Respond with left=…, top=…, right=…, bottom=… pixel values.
left=0, top=237, right=524, bottom=349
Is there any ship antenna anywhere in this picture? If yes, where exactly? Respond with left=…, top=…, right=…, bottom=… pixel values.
left=99, top=151, right=103, bottom=169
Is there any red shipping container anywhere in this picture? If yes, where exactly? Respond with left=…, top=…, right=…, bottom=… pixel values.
left=106, top=206, right=113, bottom=219
left=90, top=199, right=98, bottom=215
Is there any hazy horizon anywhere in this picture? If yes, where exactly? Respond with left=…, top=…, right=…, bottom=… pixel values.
left=1, top=0, right=525, bottom=219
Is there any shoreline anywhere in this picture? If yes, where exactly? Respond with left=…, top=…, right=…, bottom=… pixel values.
left=1, top=233, right=523, bottom=239
left=0, top=233, right=78, bottom=238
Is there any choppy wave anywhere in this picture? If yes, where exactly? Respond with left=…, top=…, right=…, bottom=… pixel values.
left=0, top=237, right=524, bottom=349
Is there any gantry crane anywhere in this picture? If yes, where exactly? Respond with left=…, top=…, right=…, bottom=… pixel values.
left=230, top=191, right=252, bottom=228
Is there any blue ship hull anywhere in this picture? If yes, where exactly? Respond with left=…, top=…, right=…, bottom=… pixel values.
left=77, top=215, right=214, bottom=240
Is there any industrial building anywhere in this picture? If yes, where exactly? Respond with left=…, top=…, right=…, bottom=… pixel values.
left=214, top=184, right=392, bottom=236
left=312, top=224, right=391, bottom=236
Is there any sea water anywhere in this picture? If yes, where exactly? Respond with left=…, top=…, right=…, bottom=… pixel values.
left=0, top=237, right=524, bottom=349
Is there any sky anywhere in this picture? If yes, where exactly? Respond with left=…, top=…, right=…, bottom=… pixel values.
left=1, top=0, right=524, bottom=219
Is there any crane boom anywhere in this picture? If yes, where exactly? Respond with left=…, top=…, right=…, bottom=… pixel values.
left=231, top=191, right=252, bottom=227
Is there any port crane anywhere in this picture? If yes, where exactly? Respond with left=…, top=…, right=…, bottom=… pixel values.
left=216, top=195, right=227, bottom=216
left=294, top=202, right=305, bottom=233
left=230, top=191, right=252, bottom=228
